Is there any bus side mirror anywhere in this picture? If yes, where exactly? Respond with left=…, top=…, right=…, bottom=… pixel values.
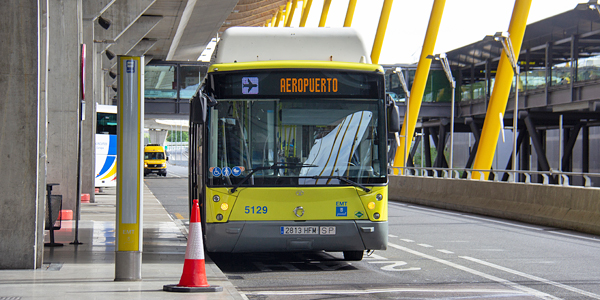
left=190, top=89, right=217, bottom=125
left=388, top=100, right=401, bottom=133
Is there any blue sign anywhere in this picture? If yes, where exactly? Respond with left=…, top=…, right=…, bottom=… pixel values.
left=212, top=167, right=222, bottom=177
left=222, top=167, right=232, bottom=177
left=336, top=206, right=347, bottom=217
left=232, top=166, right=242, bottom=177
left=126, top=60, right=136, bottom=73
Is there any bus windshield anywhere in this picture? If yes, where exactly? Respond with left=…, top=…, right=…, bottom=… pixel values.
left=97, top=112, right=117, bottom=135
left=145, top=152, right=165, bottom=160
left=206, top=98, right=386, bottom=187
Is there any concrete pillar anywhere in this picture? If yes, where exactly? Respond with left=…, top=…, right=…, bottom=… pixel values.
left=149, top=130, right=168, bottom=146
left=96, top=46, right=106, bottom=105
left=82, top=0, right=116, bottom=203
left=46, top=0, right=83, bottom=213
left=0, top=0, right=49, bottom=269
left=82, top=20, right=96, bottom=203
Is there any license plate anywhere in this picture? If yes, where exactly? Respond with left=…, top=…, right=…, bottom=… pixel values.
left=280, top=226, right=336, bottom=235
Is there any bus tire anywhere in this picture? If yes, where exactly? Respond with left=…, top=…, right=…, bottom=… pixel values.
left=343, top=251, right=363, bottom=261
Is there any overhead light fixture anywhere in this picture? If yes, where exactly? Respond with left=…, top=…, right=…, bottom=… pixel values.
left=485, top=31, right=520, bottom=181
left=105, top=50, right=115, bottom=60
left=98, top=16, right=112, bottom=30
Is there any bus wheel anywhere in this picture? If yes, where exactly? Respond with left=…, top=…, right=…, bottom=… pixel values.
left=343, top=251, right=363, bottom=261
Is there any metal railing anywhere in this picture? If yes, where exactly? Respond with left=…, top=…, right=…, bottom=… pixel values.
left=390, top=166, right=600, bottom=188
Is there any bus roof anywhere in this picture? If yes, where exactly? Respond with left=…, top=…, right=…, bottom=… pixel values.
left=215, top=27, right=372, bottom=64
left=209, top=60, right=384, bottom=73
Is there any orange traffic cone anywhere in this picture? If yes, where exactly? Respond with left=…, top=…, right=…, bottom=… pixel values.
left=163, top=199, right=222, bottom=293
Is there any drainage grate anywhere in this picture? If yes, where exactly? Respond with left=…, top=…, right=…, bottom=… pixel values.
left=0, top=297, right=22, bottom=300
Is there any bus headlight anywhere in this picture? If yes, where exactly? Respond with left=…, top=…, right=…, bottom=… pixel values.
left=216, top=214, right=223, bottom=221
left=220, top=203, right=229, bottom=211
left=373, top=212, right=380, bottom=219
left=376, top=194, right=383, bottom=201
left=144, top=163, right=148, bottom=168
left=367, top=202, right=376, bottom=210
left=213, top=195, right=220, bottom=202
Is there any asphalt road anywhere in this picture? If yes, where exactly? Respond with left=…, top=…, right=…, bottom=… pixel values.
left=145, top=176, right=600, bottom=300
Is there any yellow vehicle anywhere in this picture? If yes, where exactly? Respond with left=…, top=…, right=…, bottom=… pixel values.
left=144, top=144, right=168, bottom=177
left=189, top=27, right=400, bottom=261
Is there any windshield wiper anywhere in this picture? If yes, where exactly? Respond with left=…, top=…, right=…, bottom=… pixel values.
left=229, top=162, right=318, bottom=193
left=311, top=176, right=371, bottom=193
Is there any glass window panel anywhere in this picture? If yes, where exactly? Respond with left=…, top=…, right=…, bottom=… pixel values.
left=179, top=65, right=208, bottom=99
left=144, top=65, right=177, bottom=99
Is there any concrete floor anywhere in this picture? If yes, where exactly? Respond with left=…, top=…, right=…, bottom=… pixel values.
left=0, top=185, right=243, bottom=300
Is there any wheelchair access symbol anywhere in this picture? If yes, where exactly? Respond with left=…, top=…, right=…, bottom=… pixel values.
left=210, top=167, right=221, bottom=177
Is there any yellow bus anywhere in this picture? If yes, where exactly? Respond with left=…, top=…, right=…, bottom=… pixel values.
left=189, top=27, right=399, bottom=260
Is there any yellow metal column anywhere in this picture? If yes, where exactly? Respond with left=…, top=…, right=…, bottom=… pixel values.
left=318, top=0, right=332, bottom=27
left=344, top=0, right=358, bottom=27
left=472, top=0, right=531, bottom=179
left=392, top=0, right=446, bottom=173
left=271, top=14, right=276, bottom=27
left=275, top=5, right=284, bottom=27
left=370, top=0, right=394, bottom=64
left=285, top=0, right=298, bottom=27
left=299, top=0, right=313, bottom=27
left=284, top=1, right=292, bottom=25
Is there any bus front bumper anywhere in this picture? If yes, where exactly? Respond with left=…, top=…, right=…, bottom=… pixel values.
left=204, top=220, right=387, bottom=253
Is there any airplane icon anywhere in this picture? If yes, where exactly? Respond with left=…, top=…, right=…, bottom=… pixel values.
left=242, top=77, right=259, bottom=94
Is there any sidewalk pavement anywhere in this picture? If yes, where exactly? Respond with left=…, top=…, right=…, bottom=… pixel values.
left=0, top=184, right=245, bottom=300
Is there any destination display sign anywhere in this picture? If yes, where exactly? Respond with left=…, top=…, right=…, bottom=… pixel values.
left=211, top=70, right=382, bottom=99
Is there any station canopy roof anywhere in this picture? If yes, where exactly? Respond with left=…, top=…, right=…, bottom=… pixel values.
left=445, top=5, right=600, bottom=70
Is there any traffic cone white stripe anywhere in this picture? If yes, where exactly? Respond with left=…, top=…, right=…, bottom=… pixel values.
left=185, top=222, right=205, bottom=260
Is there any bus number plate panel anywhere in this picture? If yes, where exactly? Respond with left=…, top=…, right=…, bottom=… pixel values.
left=280, top=226, right=336, bottom=235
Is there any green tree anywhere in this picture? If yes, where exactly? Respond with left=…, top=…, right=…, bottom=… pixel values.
left=167, top=130, right=189, bottom=142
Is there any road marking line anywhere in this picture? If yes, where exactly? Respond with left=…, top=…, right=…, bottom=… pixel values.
left=418, top=244, right=433, bottom=248
left=460, top=256, right=600, bottom=299
left=174, top=213, right=184, bottom=220
left=368, top=261, right=420, bottom=271
left=437, top=249, right=454, bottom=254
left=400, top=239, right=414, bottom=243
left=388, top=234, right=398, bottom=238
left=243, top=287, right=530, bottom=296
left=388, top=243, right=560, bottom=300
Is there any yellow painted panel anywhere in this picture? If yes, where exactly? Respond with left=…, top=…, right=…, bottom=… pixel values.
left=209, top=60, right=383, bottom=73
left=358, top=186, right=388, bottom=221
left=205, top=186, right=387, bottom=223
